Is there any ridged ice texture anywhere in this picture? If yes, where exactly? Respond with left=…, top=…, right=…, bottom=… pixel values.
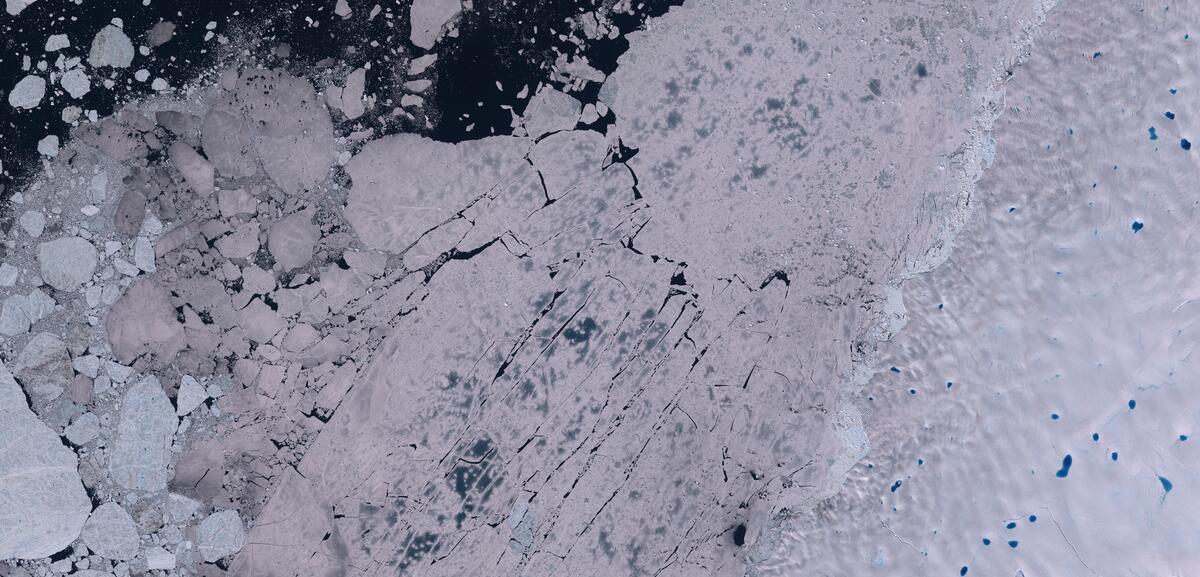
left=760, top=1, right=1200, bottom=575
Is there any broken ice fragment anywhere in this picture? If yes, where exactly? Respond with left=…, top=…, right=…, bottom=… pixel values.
left=0, top=263, right=17, bottom=286
left=165, top=493, right=203, bottom=524
left=329, top=67, right=368, bottom=120
left=81, top=503, right=140, bottom=560
left=268, top=211, right=320, bottom=270
left=37, top=236, right=98, bottom=291
left=147, top=21, right=175, bottom=47
left=334, top=0, right=352, bottom=18
left=215, top=221, right=261, bottom=259
left=64, top=412, right=100, bottom=445
left=176, top=375, right=208, bottom=416
left=114, top=188, right=147, bottom=236
left=145, top=546, right=176, bottom=570
left=196, top=510, right=246, bottom=562
left=109, top=376, right=177, bottom=492
left=18, top=210, right=45, bottom=238
left=217, top=188, right=258, bottom=218
left=523, top=85, right=582, bottom=138
left=44, top=34, right=70, bottom=52
left=8, top=75, right=46, bottom=109
left=168, top=142, right=215, bottom=195
left=0, top=361, right=91, bottom=560
left=60, top=68, right=91, bottom=98
left=409, top=0, right=461, bottom=49
left=15, top=331, right=71, bottom=402
left=235, top=69, right=336, bottom=197
left=37, top=134, right=59, bottom=157
left=72, top=354, right=101, bottom=378
left=202, top=107, right=258, bottom=179
left=134, top=236, right=156, bottom=272
left=5, top=0, right=37, bottom=16
left=106, top=280, right=186, bottom=366
left=88, top=24, right=134, bottom=68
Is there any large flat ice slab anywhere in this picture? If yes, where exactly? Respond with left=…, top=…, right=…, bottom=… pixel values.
left=0, top=362, right=91, bottom=559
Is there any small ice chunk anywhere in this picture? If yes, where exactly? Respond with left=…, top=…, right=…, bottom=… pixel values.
left=0, top=263, right=18, bottom=286
left=408, top=54, right=437, bottom=75
left=37, top=237, right=99, bottom=291
left=168, top=142, right=215, bottom=195
left=175, top=375, right=207, bottom=416
left=108, top=376, right=177, bottom=492
left=72, top=354, right=100, bottom=378
left=81, top=503, right=139, bottom=560
left=24, top=289, right=55, bottom=323
left=5, top=0, right=37, bottom=16
left=268, top=211, right=320, bottom=270
left=37, top=135, right=59, bottom=157
left=344, top=250, right=387, bottom=278
left=151, top=77, right=169, bottom=91
left=144, top=546, right=175, bottom=571
left=216, top=188, right=257, bottom=218
left=44, top=34, right=70, bottom=52
left=88, top=25, right=134, bottom=69
left=113, top=258, right=140, bottom=277
left=15, top=332, right=71, bottom=402
left=164, top=494, right=202, bottom=524
left=404, top=78, right=432, bottom=93
left=197, top=510, right=246, bottom=562
left=133, top=69, right=149, bottom=82
left=215, top=221, right=261, bottom=259
left=241, top=266, right=277, bottom=295
left=147, top=21, right=175, bottom=47
left=133, top=237, right=155, bottom=272
left=89, top=173, right=108, bottom=202
left=1, top=296, right=33, bottom=337
left=106, top=280, right=186, bottom=366
left=19, top=210, right=45, bottom=238
left=334, top=0, right=352, bottom=18
left=8, top=75, right=46, bottom=109
left=341, top=68, right=368, bottom=119
left=523, top=86, right=582, bottom=138
left=61, top=105, right=82, bottom=123
left=282, top=323, right=320, bottom=353
left=60, top=68, right=91, bottom=98
left=409, top=0, right=461, bottom=49
left=64, top=412, right=100, bottom=445
left=104, top=360, right=133, bottom=384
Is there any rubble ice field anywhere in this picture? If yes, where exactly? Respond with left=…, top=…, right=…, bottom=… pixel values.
left=0, top=0, right=1193, bottom=577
